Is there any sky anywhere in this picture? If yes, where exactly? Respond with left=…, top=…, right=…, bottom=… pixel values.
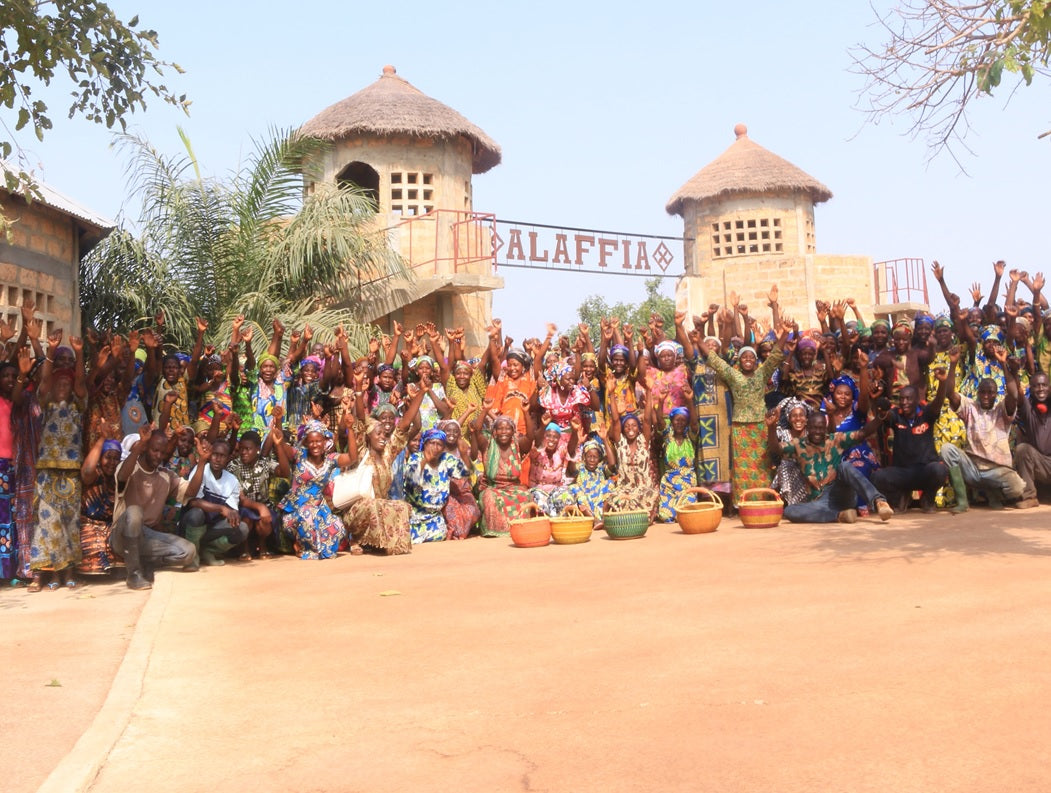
left=10, top=0, right=1051, bottom=337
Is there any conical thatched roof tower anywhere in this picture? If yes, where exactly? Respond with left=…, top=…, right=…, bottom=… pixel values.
left=299, top=66, right=503, bottom=352
left=668, top=124, right=871, bottom=329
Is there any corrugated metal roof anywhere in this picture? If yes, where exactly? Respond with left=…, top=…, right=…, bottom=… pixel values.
left=1, top=161, right=115, bottom=230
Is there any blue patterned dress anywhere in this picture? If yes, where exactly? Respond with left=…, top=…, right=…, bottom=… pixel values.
left=570, top=465, right=611, bottom=520
left=277, top=450, right=344, bottom=559
left=657, top=426, right=698, bottom=522
left=404, top=452, right=470, bottom=543
left=31, top=399, right=85, bottom=572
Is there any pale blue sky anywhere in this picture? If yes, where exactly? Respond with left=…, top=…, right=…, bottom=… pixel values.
left=13, top=0, right=1050, bottom=335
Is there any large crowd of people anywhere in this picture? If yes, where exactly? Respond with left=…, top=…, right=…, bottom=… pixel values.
left=2, top=259, right=1050, bottom=592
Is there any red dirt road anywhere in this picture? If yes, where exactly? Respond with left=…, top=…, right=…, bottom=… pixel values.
left=20, top=508, right=1051, bottom=792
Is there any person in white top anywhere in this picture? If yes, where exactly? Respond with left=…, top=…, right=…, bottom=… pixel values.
left=179, top=438, right=249, bottom=566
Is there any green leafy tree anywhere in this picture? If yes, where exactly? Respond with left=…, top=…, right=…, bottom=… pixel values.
left=0, top=2, right=187, bottom=197
left=853, top=1, right=1051, bottom=161
left=574, top=277, right=676, bottom=346
left=79, top=127, right=407, bottom=353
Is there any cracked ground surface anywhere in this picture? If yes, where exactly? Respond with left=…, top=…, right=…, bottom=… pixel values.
left=17, top=507, right=1051, bottom=792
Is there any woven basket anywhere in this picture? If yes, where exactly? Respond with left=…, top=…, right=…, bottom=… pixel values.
left=737, top=488, right=784, bottom=529
left=603, top=509, right=650, bottom=540
left=675, top=487, right=723, bottom=534
left=550, top=505, right=594, bottom=544
left=509, top=504, right=551, bottom=548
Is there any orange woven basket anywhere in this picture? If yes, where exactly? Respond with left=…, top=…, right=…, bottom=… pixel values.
left=509, top=503, right=551, bottom=547
left=675, top=487, right=723, bottom=534
left=737, top=488, right=784, bottom=528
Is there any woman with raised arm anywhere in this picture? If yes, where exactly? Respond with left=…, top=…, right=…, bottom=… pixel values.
left=27, top=331, right=88, bottom=590
left=78, top=425, right=123, bottom=575
left=472, top=396, right=535, bottom=537
left=604, top=372, right=658, bottom=521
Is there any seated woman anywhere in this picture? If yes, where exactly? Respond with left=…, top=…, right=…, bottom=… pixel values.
left=338, top=384, right=425, bottom=555
left=471, top=398, right=535, bottom=537
left=404, top=426, right=472, bottom=543
left=570, top=430, right=614, bottom=527
left=437, top=418, right=480, bottom=539
left=78, top=431, right=123, bottom=575
left=767, top=397, right=812, bottom=506
left=529, top=414, right=580, bottom=516
left=277, top=418, right=356, bottom=560
left=654, top=402, right=699, bottom=522
left=604, top=379, right=658, bottom=521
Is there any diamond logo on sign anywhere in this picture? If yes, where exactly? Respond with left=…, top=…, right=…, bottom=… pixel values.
left=490, top=230, right=504, bottom=256
left=652, top=242, right=674, bottom=272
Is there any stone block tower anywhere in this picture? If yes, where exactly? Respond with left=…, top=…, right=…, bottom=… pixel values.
left=667, top=124, right=872, bottom=330
left=299, top=65, right=503, bottom=352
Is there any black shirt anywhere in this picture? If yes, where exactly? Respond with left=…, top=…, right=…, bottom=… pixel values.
left=887, top=403, right=940, bottom=466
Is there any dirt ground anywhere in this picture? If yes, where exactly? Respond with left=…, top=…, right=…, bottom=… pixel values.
left=14, top=506, right=1051, bottom=793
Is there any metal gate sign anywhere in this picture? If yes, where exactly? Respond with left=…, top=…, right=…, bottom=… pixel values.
left=493, top=219, right=683, bottom=278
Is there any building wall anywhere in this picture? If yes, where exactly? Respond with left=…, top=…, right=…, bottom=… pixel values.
left=684, top=194, right=815, bottom=272
left=0, top=194, right=80, bottom=336
left=679, top=253, right=873, bottom=331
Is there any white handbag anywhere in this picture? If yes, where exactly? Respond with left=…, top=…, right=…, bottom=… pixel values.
left=331, top=459, right=375, bottom=509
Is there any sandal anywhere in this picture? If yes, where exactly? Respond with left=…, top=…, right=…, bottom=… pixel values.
left=65, top=579, right=78, bottom=590
left=349, top=544, right=364, bottom=556
left=258, top=551, right=274, bottom=559
left=27, top=578, right=42, bottom=593
left=237, top=552, right=252, bottom=562
left=46, top=581, right=60, bottom=591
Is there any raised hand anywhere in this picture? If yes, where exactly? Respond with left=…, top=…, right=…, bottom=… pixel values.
left=931, top=261, right=944, bottom=281
left=16, top=345, right=32, bottom=375
left=1009, top=268, right=1023, bottom=283
left=26, top=317, right=42, bottom=341
left=272, top=318, right=285, bottom=335
left=947, top=345, right=962, bottom=365
left=545, top=322, right=557, bottom=339
left=289, top=329, right=301, bottom=346
left=1032, top=272, right=1046, bottom=292
left=241, top=325, right=254, bottom=343
left=164, top=389, right=179, bottom=405
left=0, top=317, right=14, bottom=342
left=196, top=316, right=208, bottom=333
left=20, top=298, right=35, bottom=323
left=993, top=260, right=1006, bottom=277
left=767, top=284, right=779, bottom=307
left=232, top=314, right=245, bottom=332
left=969, top=282, right=983, bottom=304
left=674, top=311, right=687, bottom=326
left=47, top=327, right=63, bottom=351
left=69, top=336, right=83, bottom=354
left=303, top=324, right=313, bottom=342
left=765, top=407, right=780, bottom=428
left=154, top=309, right=166, bottom=328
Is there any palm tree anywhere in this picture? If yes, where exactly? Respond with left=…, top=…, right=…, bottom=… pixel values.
left=79, top=127, right=406, bottom=353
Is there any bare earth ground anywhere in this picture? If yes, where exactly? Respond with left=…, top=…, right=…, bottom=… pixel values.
left=12, top=506, right=1051, bottom=793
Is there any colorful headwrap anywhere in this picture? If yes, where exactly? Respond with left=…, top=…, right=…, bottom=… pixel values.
left=609, top=344, right=630, bottom=360
left=828, top=374, right=859, bottom=403
left=668, top=406, right=690, bottom=421
left=258, top=352, right=279, bottom=368
left=409, top=355, right=435, bottom=371
left=102, top=439, right=123, bottom=456
left=1015, top=316, right=1033, bottom=333
left=655, top=340, right=678, bottom=357
left=776, top=396, right=813, bottom=428
left=581, top=352, right=598, bottom=365
left=134, top=348, right=148, bottom=364
left=934, top=314, right=953, bottom=330
left=544, top=422, right=562, bottom=434
left=419, top=428, right=447, bottom=447
left=892, top=320, right=913, bottom=336
left=761, top=330, right=777, bottom=344
left=798, top=337, right=818, bottom=351
left=204, top=353, right=222, bottom=366
left=376, top=363, right=395, bottom=376
left=581, top=438, right=604, bottom=457
left=980, top=325, right=1005, bottom=344
left=546, top=360, right=573, bottom=385
left=453, top=360, right=473, bottom=374
left=298, top=419, right=333, bottom=450
left=703, top=335, right=721, bottom=349
left=738, top=346, right=757, bottom=360
left=620, top=411, right=641, bottom=428
left=371, top=403, right=398, bottom=418
left=301, top=355, right=323, bottom=371
left=492, top=414, right=517, bottom=430
left=871, top=319, right=891, bottom=331
left=175, top=352, right=193, bottom=365
left=436, top=419, right=460, bottom=437
left=914, top=314, right=934, bottom=327
left=506, top=348, right=530, bottom=367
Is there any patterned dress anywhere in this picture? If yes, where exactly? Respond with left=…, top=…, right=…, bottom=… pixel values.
left=477, top=435, right=532, bottom=537
left=13, top=387, right=43, bottom=580
left=528, top=438, right=577, bottom=517
left=418, top=383, right=447, bottom=431
left=570, top=464, right=611, bottom=521
left=689, top=355, right=732, bottom=494
left=79, top=471, right=118, bottom=574
left=539, top=383, right=590, bottom=430
left=606, top=436, right=658, bottom=520
left=647, top=364, right=690, bottom=418
left=339, top=426, right=411, bottom=554
left=705, top=350, right=783, bottom=504
left=658, top=427, right=698, bottom=521
left=443, top=445, right=480, bottom=539
left=277, top=450, right=344, bottom=560
left=926, top=348, right=967, bottom=507
left=404, top=451, right=471, bottom=543
left=771, top=425, right=809, bottom=506
left=603, top=372, right=639, bottom=419
left=31, top=399, right=85, bottom=572
left=154, top=375, right=190, bottom=430
left=445, top=370, right=487, bottom=425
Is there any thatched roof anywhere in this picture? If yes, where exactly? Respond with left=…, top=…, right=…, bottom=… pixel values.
left=300, top=65, right=502, bottom=174
left=666, top=124, right=832, bottom=216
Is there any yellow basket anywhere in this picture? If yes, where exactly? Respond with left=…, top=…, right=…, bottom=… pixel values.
left=550, top=505, right=594, bottom=544
left=675, top=487, right=723, bottom=534
left=737, top=488, right=784, bottom=529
